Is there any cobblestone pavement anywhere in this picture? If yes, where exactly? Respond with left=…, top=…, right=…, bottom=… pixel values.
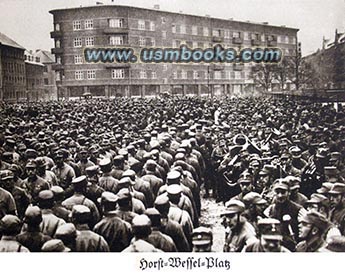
left=199, top=195, right=225, bottom=252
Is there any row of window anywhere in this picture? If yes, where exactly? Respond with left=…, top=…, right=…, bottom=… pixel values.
left=2, top=62, right=25, bottom=74
left=73, top=69, right=247, bottom=80
left=73, top=20, right=94, bottom=30
left=3, top=75, right=25, bottom=84
left=172, top=70, right=246, bottom=80
left=25, top=55, right=40, bottom=63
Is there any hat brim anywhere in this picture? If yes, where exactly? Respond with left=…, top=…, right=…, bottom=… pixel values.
left=261, top=234, right=283, bottom=241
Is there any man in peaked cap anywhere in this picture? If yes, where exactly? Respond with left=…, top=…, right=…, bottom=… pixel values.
left=144, top=208, right=177, bottom=252
left=55, top=223, right=80, bottom=252
left=62, top=176, right=100, bottom=229
left=23, top=160, right=50, bottom=204
left=122, top=215, right=162, bottom=252
left=93, top=191, right=131, bottom=252
left=70, top=205, right=109, bottom=252
left=285, top=175, right=308, bottom=207
left=242, top=191, right=268, bottom=231
left=0, top=215, right=29, bottom=252
left=98, top=158, right=119, bottom=194
left=154, top=194, right=190, bottom=252
left=141, top=159, right=164, bottom=199
left=17, top=206, right=51, bottom=252
left=245, top=218, right=289, bottom=252
left=328, top=183, right=345, bottom=235
left=85, top=165, right=105, bottom=209
left=296, top=211, right=330, bottom=252
left=264, top=178, right=304, bottom=251
left=41, top=239, right=70, bottom=252
left=221, top=199, right=257, bottom=252
left=192, top=226, right=213, bottom=252
left=77, top=146, right=95, bottom=176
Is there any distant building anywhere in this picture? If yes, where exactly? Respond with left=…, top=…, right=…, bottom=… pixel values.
left=302, top=30, right=345, bottom=90
left=33, top=50, right=58, bottom=100
left=24, top=50, right=45, bottom=102
left=49, top=4, right=298, bottom=98
left=0, top=32, right=26, bottom=102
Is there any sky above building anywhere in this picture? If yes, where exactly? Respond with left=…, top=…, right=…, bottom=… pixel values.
left=0, top=0, right=344, bottom=56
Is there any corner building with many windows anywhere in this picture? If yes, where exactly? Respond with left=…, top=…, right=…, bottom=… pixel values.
left=50, top=4, right=298, bottom=98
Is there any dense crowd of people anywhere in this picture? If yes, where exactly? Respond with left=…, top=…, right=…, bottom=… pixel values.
left=0, top=96, right=345, bottom=252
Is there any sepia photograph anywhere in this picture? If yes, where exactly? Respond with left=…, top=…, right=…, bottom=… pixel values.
left=0, top=0, right=344, bottom=271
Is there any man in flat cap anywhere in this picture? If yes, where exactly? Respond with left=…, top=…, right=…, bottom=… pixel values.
left=41, top=239, right=70, bottom=252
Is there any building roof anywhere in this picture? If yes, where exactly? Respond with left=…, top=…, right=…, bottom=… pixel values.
left=0, top=32, right=25, bottom=50
left=50, top=4, right=299, bottom=32
left=35, top=49, right=55, bottom=64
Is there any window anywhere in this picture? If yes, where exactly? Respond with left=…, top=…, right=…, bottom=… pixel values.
left=73, top=20, right=81, bottom=31
left=172, top=24, right=176, bottom=34
left=235, top=71, right=241, bottom=79
left=150, top=38, right=155, bottom=47
left=193, top=71, right=199, bottom=79
left=56, top=56, right=61, bottom=64
left=140, top=70, right=147, bottom=79
left=243, top=32, right=249, bottom=40
left=75, top=71, right=84, bottom=80
left=181, top=70, right=187, bottom=79
left=152, top=71, right=157, bottom=79
left=55, top=23, right=60, bottom=31
left=212, top=29, right=221, bottom=37
left=112, top=69, right=125, bottom=79
left=214, top=71, right=221, bottom=79
left=292, top=37, right=296, bottom=44
left=161, top=17, right=166, bottom=24
left=233, top=32, right=241, bottom=38
left=109, top=18, right=124, bottom=28
left=74, top=38, right=82, bottom=47
left=85, top=20, right=93, bottom=29
left=203, top=27, right=209, bottom=36
left=192, top=26, right=198, bottom=35
left=87, top=70, right=96, bottom=80
left=180, top=25, right=186, bottom=34
left=74, top=55, right=83, bottom=64
left=139, top=37, right=146, bottom=46
left=85, top=37, right=94, bottom=46
left=173, top=71, right=177, bottom=79
left=150, top=22, right=155, bottom=31
left=109, top=36, right=123, bottom=45
left=44, top=78, right=49, bottom=85
left=192, top=41, right=198, bottom=48
left=56, top=40, right=61, bottom=48
left=162, top=31, right=167, bottom=39
left=251, top=33, right=260, bottom=40
left=138, top=20, right=145, bottom=30
left=163, top=64, right=168, bottom=71
left=224, top=30, right=230, bottom=39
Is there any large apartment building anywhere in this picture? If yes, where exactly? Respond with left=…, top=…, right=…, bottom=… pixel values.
left=49, top=4, right=298, bottom=98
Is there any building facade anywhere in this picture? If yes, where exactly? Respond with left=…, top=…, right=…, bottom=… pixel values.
left=0, top=32, right=26, bottom=102
left=24, top=50, right=45, bottom=102
left=50, top=4, right=298, bottom=98
left=302, top=31, right=345, bottom=90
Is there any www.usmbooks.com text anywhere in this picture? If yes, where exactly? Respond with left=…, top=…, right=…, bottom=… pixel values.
left=84, top=45, right=282, bottom=64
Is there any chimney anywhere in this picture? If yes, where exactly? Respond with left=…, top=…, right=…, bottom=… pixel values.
left=154, top=4, right=160, bottom=10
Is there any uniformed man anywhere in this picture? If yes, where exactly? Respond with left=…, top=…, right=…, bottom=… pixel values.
left=144, top=208, right=177, bottom=252
left=93, top=192, right=131, bottom=252
left=154, top=194, right=190, bottom=252
left=17, top=206, right=51, bottom=252
left=245, top=218, right=290, bottom=252
left=191, top=226, right=213, bottom=252
left=55, top=223, right=79, bottom=252
left=77, top=146, right=95, bottom=176
left=41, top=239, right=70, bottom=252
left=242, top=191, right=268, bottom=231
left=23, top=160, right=50, bottom=204
left=98, top=158, right=119, bottom=194
left=122, top=215, right=162, bottom=252
left=296, top=211, right=330, bottom=252
left=70, top=205, right=109, bottom=252
left=0, top=215, right=29, bottom=252
left=328, top=183, right=345, bottom=235
left=62, top=176, right=100, bottom=228
left=221, top=199, right=257, bottom=252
